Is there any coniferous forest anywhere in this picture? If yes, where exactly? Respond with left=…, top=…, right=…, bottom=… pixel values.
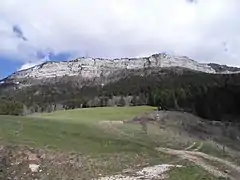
left=0, top=67, right=240, bottom=123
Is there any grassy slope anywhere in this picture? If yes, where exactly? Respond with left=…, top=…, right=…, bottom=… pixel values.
left=168, top=164, right=218, bottom=180
left=33, top=106, right=155, bottom=122
left=0, top=106, right=175, bottom=178
left=0, top=106, right=155, bottom=153
left=0, top=106, right=227, bottom=179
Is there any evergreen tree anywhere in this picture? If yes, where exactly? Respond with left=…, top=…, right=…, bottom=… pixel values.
left=118, top=96, right=125, bottom=107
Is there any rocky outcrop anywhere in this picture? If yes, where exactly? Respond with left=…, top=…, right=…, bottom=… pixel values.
left=1, top=53, right=240, bottom=87
left=208, top=63, right=240, bottom=74
left=2, top=53, right=215, bottom=83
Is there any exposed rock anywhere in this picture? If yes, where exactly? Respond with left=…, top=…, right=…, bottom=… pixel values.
left=2, top=53, right=240, bottom=90
left=29, top=164, right=40, bottom=173
left=95, top=164, right=183, bottom=180
left=208, top=63, right=240, bottom=73
left=1, top=53, right=216, bottom=86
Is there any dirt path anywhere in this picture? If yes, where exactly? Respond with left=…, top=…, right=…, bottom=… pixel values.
left=187, top=151, right=240, bottom=172
left=184, top=142, right=196, bottom=150
left=193, top=142, right=203, bottom=151
left=99, top=121, right=240, bottom=179
left=156, top=147, right=240, bottom=179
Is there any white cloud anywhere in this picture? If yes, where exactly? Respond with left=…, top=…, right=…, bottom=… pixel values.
left=0, top=0, right=240, bottom=66
left=19, top=55, right=50, bottom=71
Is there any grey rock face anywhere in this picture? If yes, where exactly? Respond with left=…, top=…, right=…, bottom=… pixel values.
left=2, top=53, right=240, bottom=87
left=3, top=53, right=216, bottom=84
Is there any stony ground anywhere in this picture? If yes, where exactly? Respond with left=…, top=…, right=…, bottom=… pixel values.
left=0, top=145, right=171, bottom=180
left=94, top=164, right=183, bottom=180
left=0, top=145, right=92, bottom=180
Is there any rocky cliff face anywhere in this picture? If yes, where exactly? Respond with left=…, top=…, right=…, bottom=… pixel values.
left=2, top=53, right=240, bottom=88
left=208, top=63, right=240, bottom=73
left=1, top=53, right=216, bottom=83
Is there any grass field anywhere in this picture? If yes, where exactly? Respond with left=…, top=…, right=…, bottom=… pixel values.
left=0, top=106, right=235, bottom=179
left=0, top=106, right=156, bottom=152
left=32, top=106, right=155, bottom=122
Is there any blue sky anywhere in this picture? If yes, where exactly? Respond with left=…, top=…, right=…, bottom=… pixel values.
left=0, top=48, right=73, bottom=78
left=0, top=24, right=74, bottom=77
left=0, top=58, right=21, bottom=77
left=1, top=0, right=240, bottom=78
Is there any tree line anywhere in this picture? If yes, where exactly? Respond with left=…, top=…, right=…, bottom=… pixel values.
left=0, top=68, right=240, bottom=122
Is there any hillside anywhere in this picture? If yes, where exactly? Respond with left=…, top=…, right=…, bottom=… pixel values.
left=0, top=53, right=240, bottom=123
left=0, top=66, right=240, bottom=123
left=1, top=54, right=240, bottom=179
left=0, top=107, right=240, bottom=179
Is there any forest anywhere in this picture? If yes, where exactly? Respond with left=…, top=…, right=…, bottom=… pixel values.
left=0, top=68, right=240, bottom=122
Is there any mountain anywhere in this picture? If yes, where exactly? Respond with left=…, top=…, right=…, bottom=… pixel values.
left=2, top=53, right=240, bottom=88
left=0, top=53, right=218, bottom=86
left=1, top=52, right=240, bottom=122
left=208, top=63, right=240, bottom=73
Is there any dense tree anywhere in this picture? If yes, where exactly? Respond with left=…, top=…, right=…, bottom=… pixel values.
left=0, top=100, right=23, bottom=115
left=118, top=96, right=125, bottom=107
left=1, top=67, right=240, bottom=122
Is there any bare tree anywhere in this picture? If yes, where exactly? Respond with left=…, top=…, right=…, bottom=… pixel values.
left=140, top=120, right=148, bottom=135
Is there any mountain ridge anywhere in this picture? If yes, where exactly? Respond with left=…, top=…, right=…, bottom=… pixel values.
left=1, top=53, right=240, bottom=87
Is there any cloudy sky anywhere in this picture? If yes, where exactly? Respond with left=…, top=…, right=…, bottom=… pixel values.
left=0, top=0, right=240, bottom=77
